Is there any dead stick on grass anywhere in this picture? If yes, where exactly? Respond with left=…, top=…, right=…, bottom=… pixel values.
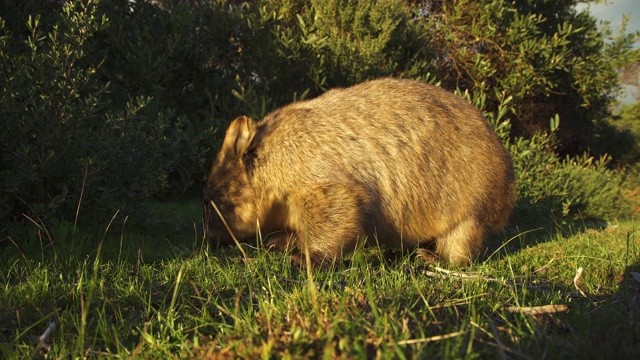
left=33, top=321, right=56, bottom=355
left=573, top=267, right=587, bottom=298
left=397, top=330, right=465, bottom=345
left=503, top=304, right=569, bottom=315
left=423, top=266, right=507, bottom=284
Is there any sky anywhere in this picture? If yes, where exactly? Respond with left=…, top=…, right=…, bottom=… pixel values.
left=576, top=0, right=639, bottom=104
left=575, top=0, right=639, bottom=37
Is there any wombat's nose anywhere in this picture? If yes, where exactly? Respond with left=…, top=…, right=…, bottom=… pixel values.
left=207, top=231, right=232, bottom=248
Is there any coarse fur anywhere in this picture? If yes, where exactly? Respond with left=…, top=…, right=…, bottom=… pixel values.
left=204, top=78, right=516, bottom=265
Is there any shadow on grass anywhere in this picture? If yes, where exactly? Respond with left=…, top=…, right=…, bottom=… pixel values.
left=0, top=195, right=623, bottom=268
left=486, top=220, right=640, bottom=358
left=581, top=236, right=640, bottom=357
left=482, top=196, right=610, bottom=262
left=0, top=198, right=206, bottom=265
left=560, top=254, right=640, bottom=358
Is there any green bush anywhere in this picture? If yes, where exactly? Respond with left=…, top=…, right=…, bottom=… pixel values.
left=510, top=132, right=633, bottom=221
left=469, top=93, right=635, bottom=221
left=94, top=0, right=239, bottom=193
left=0, top=1, right=181, bottom=225
left=597, top=101, right=640, bottom=166
left=309, top=0, right=435, bottom=86
left=424, top=0, right=639, bottom=154
left=0, top=0, right=637, bottom=233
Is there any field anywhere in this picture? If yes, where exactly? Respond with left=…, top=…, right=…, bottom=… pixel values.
left=2, top=0, right=639, bottom=358
left=1, top=200, right=639, bottom=359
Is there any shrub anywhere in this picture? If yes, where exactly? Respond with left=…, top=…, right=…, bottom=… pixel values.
left=423, top=0, right=639, bottom=154
left=0, top=1, right=181, bottom=226
left=1, top=0, right=637, bottom=234
left=309, top=0, right=435, bottom=86
left=597, top=101, right=640, bottom=166
left=468, top=92, right=635, bottom=221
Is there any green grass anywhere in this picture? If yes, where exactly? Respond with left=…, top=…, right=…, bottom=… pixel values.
left=1, top=200, right=639, bottom=359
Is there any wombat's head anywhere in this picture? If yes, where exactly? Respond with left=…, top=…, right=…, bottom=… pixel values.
left=204, top=116, right=259, bottom=247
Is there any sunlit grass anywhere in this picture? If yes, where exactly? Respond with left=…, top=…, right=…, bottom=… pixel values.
left=1, top=200, right=638, bottom=359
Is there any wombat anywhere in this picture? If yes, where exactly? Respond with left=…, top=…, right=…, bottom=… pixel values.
left=204, top=78, right=516, bottom=265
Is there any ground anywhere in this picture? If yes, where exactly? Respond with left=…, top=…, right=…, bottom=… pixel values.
left=1, top=199, right=639, bottom=359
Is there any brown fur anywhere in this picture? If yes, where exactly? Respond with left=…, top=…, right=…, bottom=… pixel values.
left=204, top=78, right=516, bottom=265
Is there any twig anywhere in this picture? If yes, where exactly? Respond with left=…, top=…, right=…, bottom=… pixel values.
left=503, top=304, right=569, bottom=315
left=423, top=266, right=506, bottom=283
left=573, top=267, right=587, bottom=298
left=35, top=321, right=56, bottom=354
left=397, top=330, right=465, bottom=345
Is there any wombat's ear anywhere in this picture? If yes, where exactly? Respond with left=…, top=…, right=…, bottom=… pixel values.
left=221, top=115, right=256, bottom=158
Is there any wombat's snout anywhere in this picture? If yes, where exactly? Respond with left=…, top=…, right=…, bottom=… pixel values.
left=203, top=200, right=231, bottom=247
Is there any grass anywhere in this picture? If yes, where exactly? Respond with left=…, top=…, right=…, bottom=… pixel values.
left=1, top=200, right=639, bottom=359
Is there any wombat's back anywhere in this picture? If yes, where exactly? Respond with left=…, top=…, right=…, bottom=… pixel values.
left=241, top=79, right=515, bottom=258
left=242, top=78, right=515, bottom=263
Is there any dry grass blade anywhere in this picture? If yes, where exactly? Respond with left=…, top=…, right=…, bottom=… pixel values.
left=485, top=227, right=544, bottom=261
left=74, top=162, right=89, bottom=229
left=209, top=200, right=250, bottom=264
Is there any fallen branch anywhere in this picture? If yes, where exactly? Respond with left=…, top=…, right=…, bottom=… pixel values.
left=397, top=330, right=465, bottom=345
left=503, top=304, right=569, bottom=315
left=34, top=321, right=56, bottom=355
left=422, top=266, right=505, bottom=283
left=573, top=267, right=587, bottom=298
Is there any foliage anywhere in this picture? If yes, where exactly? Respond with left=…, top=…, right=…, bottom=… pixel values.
left=0, top=1, right=183, bottom=226
left=94, top=0, right=229, bottom=193
left=309, top=0, right=436, bottom=86
left=604, top=101, right=640, bottom=213
left=597, top=101, right=640, bottom=166
left=465, top=89, right=635, bottom=221
left=424, top=0, right=640, bottom=153
left=0, top=0, right=639, bottom=231
left=210, top=0, right=436, bottom=105
left=0, top=204, right=638, bottom=358
left=511, top=134, right=633, bottom=221
left=0, top=1, right=639, bottom=355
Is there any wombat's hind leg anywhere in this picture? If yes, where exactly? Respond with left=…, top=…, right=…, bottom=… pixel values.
left=434, top=219, right=485, bottom=265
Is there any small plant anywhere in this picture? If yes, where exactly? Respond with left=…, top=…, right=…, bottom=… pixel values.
left=0, top=1, right=199, bottom=229
left=1, top=202, right=638, bottom=358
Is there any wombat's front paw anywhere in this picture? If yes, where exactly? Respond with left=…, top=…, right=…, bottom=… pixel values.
left=415, top=248, right=441, bottom=264
left=290, top=252, right=340, bottom=270
left=264, top=232, right=297, bottom=252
